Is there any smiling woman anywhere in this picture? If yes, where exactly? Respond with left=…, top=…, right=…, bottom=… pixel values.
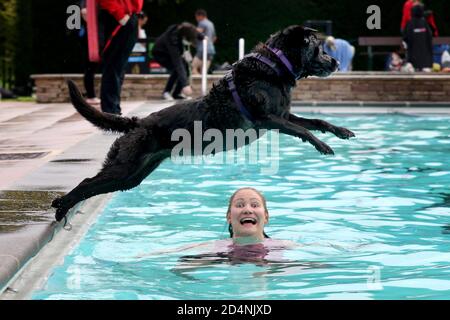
left=136, top=187, right=299, bottom=262
left=226, top=187, right=270, bottom=241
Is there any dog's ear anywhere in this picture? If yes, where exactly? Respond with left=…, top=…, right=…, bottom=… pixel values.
left=282, top=25, right=311, bottom=48
left=282, top=25, right=304, bottom=36
left=302, top=27, right=318, bottom=46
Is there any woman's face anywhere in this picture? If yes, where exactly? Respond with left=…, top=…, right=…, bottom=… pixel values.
left=227, top=189, right=269, bottom=240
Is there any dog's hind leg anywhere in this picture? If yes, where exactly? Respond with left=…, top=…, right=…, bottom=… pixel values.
left=51, top=128, right=169, bottom=221
left=52, top=150, right=169, bottom=221
left=288, top=114, right=355, bottom=139
left=52, top=167, right=133, bottom=221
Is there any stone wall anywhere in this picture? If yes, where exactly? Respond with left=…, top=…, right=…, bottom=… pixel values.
left=31, top=73, right=450, bottom=104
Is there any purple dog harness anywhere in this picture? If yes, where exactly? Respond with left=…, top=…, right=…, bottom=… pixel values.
left=245, top=52, right=283, bottom=76
left=264, top=45, right=302, bottom=80
left=225, top=75, right=255, bottom=122
left=226, top=46, right=298, bottom=122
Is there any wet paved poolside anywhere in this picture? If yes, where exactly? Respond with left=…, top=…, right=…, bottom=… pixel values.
left=0, top=190, right=60, bottom=233
left=0, top=100, right=170, bottom=292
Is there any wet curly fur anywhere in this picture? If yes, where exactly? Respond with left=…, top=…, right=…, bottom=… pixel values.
left=52, top=25, right=355, bottom=222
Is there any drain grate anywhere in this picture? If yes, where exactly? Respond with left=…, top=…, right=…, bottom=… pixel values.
left=0, top=152, right=49, bottom=160
left=50, top=158, right=92, bottom=163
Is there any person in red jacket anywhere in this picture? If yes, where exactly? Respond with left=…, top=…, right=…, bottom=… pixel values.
left=400, top=0, right=439, bottom=37
left=400, top=0, right=420, bottom=33
left=424, top=10, right=439, bottom=37
left=97, top=0, right=143, bottom=114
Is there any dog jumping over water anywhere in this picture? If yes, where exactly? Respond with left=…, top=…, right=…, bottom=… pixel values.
left=52, top=25, right=355, bottom=221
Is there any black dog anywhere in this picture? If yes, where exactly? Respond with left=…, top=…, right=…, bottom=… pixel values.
left=52, top=25, right=355, bottom=221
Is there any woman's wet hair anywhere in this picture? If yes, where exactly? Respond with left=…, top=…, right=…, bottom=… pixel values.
left=227, top=187, right=270, bottom=238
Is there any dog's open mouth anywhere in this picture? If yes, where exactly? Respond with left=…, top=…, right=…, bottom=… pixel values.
left=240, top=217, right=257, bottom=225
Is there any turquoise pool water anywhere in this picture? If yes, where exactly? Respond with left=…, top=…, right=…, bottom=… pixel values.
left=33, top=113, right=450, bottom=300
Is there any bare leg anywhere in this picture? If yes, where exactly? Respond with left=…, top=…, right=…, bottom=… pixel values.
left=191, top=57, right=212, bottom=75
left=191, top=57, right=202, bottom=75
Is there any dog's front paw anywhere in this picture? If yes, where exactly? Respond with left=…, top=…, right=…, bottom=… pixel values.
left=51, top=197, right=63, bottom=208
left=312, top=139, right=334, bottom=155
left=333, top=127, right=355, bottom=139
left=52, top=197, right=70, bottom=222
left=55, top=207, right=69, bottom=222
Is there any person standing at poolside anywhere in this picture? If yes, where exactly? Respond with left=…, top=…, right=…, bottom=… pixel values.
left=97, top=0, right=143, bottom=114
left=79, top=0, right=102, bottom=105
left=403, top=3, right=433, bottom=71
left=191, top=9, right=217, bottom=75
left=152, top=22, right=203, bottom=100
left=401, top=0, right=421, bottom=33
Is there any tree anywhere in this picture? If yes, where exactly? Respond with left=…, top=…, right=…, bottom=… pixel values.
left=14, top=0, right=32, bottom=94
left=0, top=0, right=17, bottom=59
left=0, top=0, right=17, bottom=89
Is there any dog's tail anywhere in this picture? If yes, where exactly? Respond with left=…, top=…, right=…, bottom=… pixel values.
left=67, top=80, right=139, bottom=133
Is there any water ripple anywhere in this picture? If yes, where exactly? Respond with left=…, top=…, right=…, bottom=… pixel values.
left=33, top=114, right=450, bottom=300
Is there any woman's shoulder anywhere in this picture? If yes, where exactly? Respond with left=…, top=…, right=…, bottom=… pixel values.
left=135, top=240, right=223, bottom=258
left=263, top=238, right=299, bottom=249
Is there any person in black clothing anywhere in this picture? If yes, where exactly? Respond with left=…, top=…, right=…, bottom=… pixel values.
left=79, top=0, right=101, bottom=105
left=403, top=4, right=433, bottom=71
left=97, top=1, right=143, bottom=114
left=152, top=22, right=203, bottom=100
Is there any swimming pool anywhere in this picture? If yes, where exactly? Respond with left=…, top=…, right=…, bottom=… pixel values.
left=32, top=113, right=450, bottom=300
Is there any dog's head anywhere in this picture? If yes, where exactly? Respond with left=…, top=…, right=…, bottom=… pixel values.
left=265, top=25, right=338, bottom=78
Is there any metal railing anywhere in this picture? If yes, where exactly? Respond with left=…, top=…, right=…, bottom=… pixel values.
left=200, top=38, right=245, bottom=96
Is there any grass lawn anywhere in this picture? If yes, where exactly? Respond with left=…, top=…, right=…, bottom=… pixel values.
left=0, top=96, right=36, bottom=103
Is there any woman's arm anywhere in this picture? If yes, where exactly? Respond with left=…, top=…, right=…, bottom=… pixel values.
left=135, top=241, right=213, bottom=259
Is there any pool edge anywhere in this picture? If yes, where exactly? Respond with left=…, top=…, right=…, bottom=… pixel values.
left=0, top=193, right=113, bottom=300
left=291, top=101, right=450, bottom=114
